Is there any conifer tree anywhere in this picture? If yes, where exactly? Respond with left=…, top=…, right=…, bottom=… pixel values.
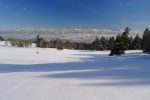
left=121, top=27, right=130, bottom=50
left=35, top=35, right=41, bottom=47
left=133, top=34, right=142, bottom=50
left=56, top=40, right=63, bottom=50
left=110, top=35, right=125, bottom=56
left=91, top=37, right=100, bottom=50
left=108, top=37, right=115, bottom=50
left=100, top=37, right=107, bottom=50
left=142, top=28, right=150, bottom=53
left=128, top=36, right=134, bottom=50
left=42, top=40, right=48, bottom=48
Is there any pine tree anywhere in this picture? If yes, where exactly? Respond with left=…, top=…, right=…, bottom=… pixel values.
left=121, top=27, right=130, bottom=50
left=100, top=37, right=107, bottom=50
left=133, top=34, right=142, bottom=50
left=108, top=37, right=115, bottom=50
left=142, top=28, right=150, bottom=53
left=42, top=40, right=48, bottom=48
left=110, top=35, right=125, bottom=56
left=91, top=37, right=100, bottom=50
left=56, top=40, right=63, bottom=50
left=35, top=35, right=50, bottom=48
left=78, top=43, right=85, bottom=50
left=109, top=42, right=125, bottom=56
left=128, top=36, right=134, bottom=50
left=35, top=35, right=41, bottom=47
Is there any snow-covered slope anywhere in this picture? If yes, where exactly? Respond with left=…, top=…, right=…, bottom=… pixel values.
left=0, top=46, right=150, bottom=100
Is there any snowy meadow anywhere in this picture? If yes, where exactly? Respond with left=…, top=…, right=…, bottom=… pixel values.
left=0, top=42, right=150, bottom=100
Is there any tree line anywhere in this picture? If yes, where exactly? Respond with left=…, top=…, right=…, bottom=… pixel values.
left=35, top=27, right=142, bottom=51
left=0, top=27, right=150, bottom=54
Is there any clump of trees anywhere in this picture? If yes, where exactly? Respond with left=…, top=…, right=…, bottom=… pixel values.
left=0, top=26, right=147, bottom=56
left=35, top=35, right=48, bottom=48
left=91, top=37, right=110, bottom=50
left=35, top=35, right=64, bottom=50
left=0, top=27, right=144, bottom=54
left=110, top=27, right=142, bottom=56
left=9, top=38, right=32, bottom=47
left=34, top=27, right=143, bottom=53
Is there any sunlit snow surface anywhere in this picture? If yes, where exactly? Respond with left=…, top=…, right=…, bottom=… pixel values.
left=0, top=43, right=150, bottom=100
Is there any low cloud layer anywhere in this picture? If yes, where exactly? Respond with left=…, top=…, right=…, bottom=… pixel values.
left=0, top=29, right=142, bottom=42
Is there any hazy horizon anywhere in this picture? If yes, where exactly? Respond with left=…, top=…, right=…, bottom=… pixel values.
left=0, top=28, right=143, bottom=42
left=0, top=0, right=149, bottom=42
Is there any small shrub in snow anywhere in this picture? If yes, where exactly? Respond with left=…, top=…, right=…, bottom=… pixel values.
left=109, top=42, right=125, bottom=56
left=56, top=40, right=63, bottom=50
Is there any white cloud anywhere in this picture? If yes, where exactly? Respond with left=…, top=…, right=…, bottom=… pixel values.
left=0, top=28, right=143, bottom=42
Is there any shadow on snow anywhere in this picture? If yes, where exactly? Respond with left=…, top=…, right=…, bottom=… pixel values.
left=0, top=53, right=150, bottom=86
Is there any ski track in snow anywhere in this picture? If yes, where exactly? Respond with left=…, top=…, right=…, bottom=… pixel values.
left=0, top=43, right=150, bottom=100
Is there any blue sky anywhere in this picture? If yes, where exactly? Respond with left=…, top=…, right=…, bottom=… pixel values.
left=0, top=0, right=150, bottom=30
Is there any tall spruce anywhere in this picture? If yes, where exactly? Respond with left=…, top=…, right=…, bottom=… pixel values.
left=133, top=34, right=142, bottom=50
left=121, top=27, right=130, bottom=50
left=35, top=35, right=41, bottom=47
left=142, top=28, right=150, bottom=53
left=91, top=38, right=101, bottom=50
left=108, top=37, right=115, bottom=50
left=128, top=36, right=134, bottom=50
left=100, top=37, right=108, bottom=50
